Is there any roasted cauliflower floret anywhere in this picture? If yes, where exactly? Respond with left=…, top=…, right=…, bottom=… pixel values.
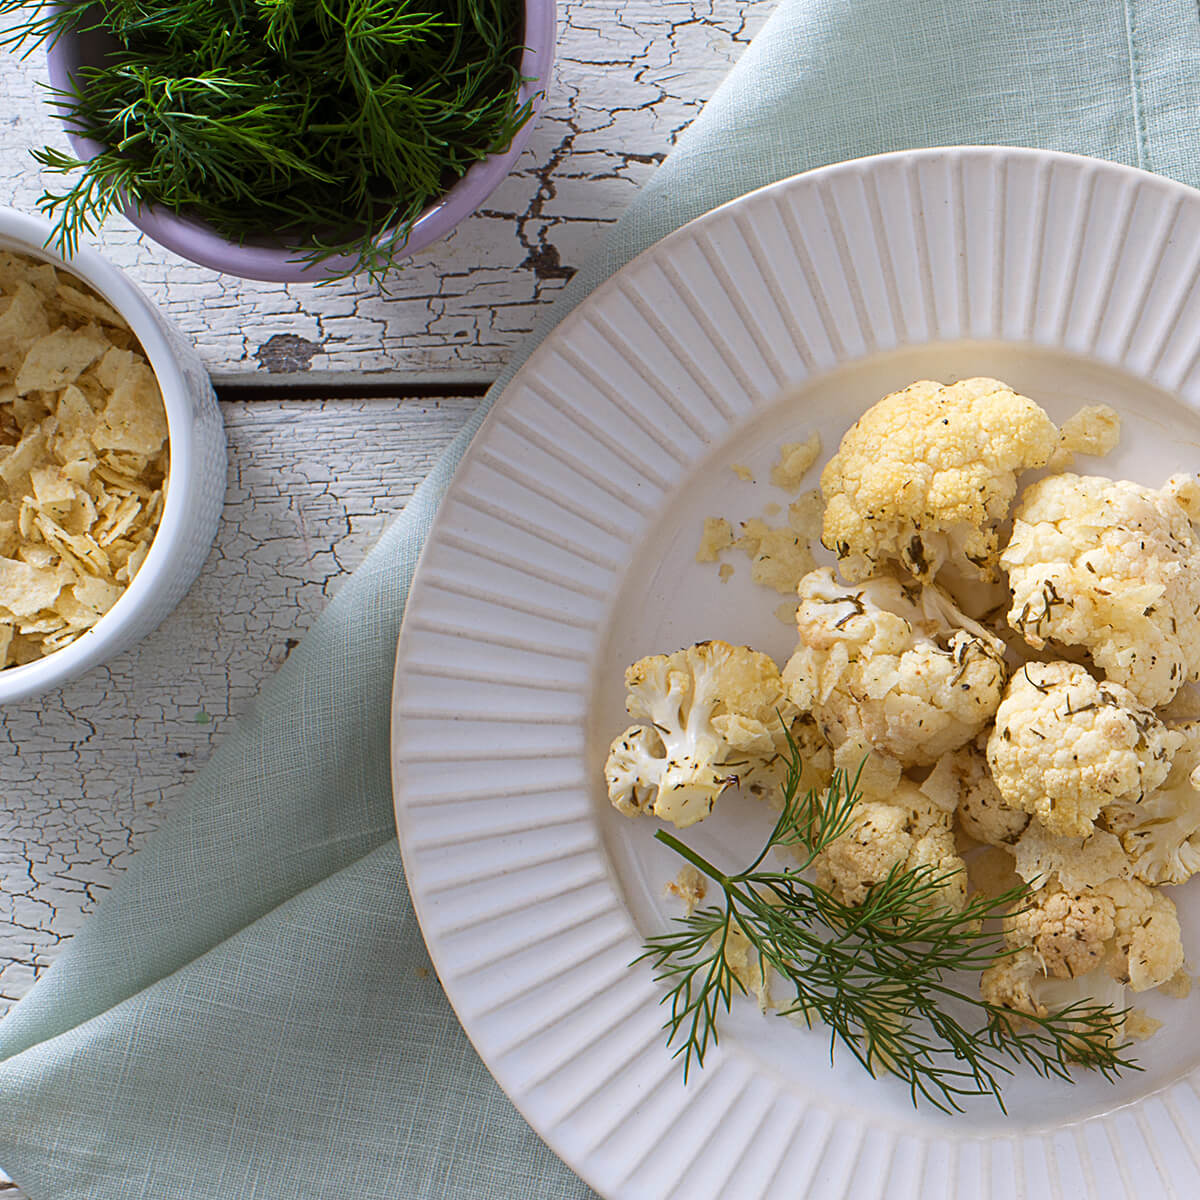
left=821, top=378, right=1058, bottom=582
left=980, top=947, right=1128, bottom=1028
left=1105, top=720, right=1200, bottom=885
left=981, top=876, right=1182, bottom=1028
left=783, top=567, right=1006, bottom=767
left=1006, top=881, right=1116, bottom=980
left=604, top=641, right=797, bottom=827
left=933, top=737, right=1030, bottom=847
left=1011, top=823, right=1131, bottom=891
left=1002, top=472, right=1200, bottom=707
left=740, top=712, right=833, bottom=810
left=987, top=662, right=1179, bottom=838
left=1100, top=877, right=1185, bottom=990
left=812, top=778, right=966, bottom=911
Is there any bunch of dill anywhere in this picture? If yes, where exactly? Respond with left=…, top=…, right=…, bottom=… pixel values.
left=2, top=0, right=532, bottom=275
left=642, top=737, right=1136, bottom=1112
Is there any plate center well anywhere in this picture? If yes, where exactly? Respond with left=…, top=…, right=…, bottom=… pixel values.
left=590, top=339, right=1200, bottom=1131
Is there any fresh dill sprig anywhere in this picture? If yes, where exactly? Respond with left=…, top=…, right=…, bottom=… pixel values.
left=1, top=0, right=533, bottom=278
left=637, top=732, right=1138, bottom=1112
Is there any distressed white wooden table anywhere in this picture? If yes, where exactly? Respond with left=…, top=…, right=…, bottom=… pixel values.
left=0, top=2, right=772, bottom=1195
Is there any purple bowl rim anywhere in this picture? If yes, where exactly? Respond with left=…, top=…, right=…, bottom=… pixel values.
left=44, top=0, right=557, bottom=281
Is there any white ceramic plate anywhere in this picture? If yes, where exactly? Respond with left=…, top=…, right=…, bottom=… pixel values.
left=391, top=147, right=1200, bottom=1199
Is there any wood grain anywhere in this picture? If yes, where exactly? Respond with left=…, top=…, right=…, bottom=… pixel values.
left=0, top=395, right=477, bottom=1021
left=0, top=0, right=775, bottom=384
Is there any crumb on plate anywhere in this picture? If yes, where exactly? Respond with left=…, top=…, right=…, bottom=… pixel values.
left=770, top=433, right=822, bottom=491
left=696, top=516, right=734, bottom=563
left=665, top=865, right=707, bottom=913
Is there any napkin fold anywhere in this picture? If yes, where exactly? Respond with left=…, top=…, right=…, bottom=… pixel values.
left=5, top=0, right=1200, bottom=1196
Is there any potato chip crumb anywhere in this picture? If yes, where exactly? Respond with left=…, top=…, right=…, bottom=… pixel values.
left=1045, top=445, right=1074, bottom=473
left=718, top=562, right=734, bottom=583
left=1060, top=404, right=1121, bottom=457
left=1125, top=1009, right=1163, bottom=1041
left=787, top=490, right=823, bottom=538
left=1159, top=683, right=1200, bottom=721
left=723, top=918, right=770, bottom=1011
left=834, top=735, right=901, bottom=796
left=770, top=433, right=821, bottom=490
left=695, top=516, right=734, bottom=563
left=736, top=517, right=815, bottom=594
left=763, top=502, right=781, bottom=517
left=665, top=865, right=706, bottom=914
left=1160, top=969, right=1193, bottom=999
left=0, top=250, right=168, bottom=667
left=1165, top=473, right=1200, bottom=523
left=774, top=601, right=797, bottom=625
left=731, top=462, right=755, bottom=483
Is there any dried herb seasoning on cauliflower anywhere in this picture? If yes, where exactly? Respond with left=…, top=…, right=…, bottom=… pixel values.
left=604, top=640, right=798, bottom=827
left=782, top=567, right=1006, bottom=767
left=740, top=711, right=832, bottom=810
left=811, top=778, right=967, bottom=912
left=1010, top=823, right=1131, bottom=891
left=820, top=378, right=1059, bottom=583
left=932, top=737, right=1031, bottom=847
left=981, top=877, right=1183, bottom=1025
left=1002, top=472, right=1200, bottom=707
left=1105, top=719, right=1200, bottom=886
left=986, top=662, right=1179, bottom=838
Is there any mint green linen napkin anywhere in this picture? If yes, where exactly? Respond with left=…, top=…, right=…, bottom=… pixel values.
left=5, top=1, right=1200, bottom=1195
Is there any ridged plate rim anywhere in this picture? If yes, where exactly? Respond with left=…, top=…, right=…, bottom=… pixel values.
left=391, top=146, right=1200, bottom=1200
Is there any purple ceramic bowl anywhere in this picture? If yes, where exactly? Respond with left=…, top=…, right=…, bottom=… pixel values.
left=45, top=1, right=556, bottom=282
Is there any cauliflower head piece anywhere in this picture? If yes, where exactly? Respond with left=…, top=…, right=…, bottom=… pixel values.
left=929, top=737, right=1030, bottom=848
left=1104, top=719, right=1200, bottom=885
left=811, top=777, right=966, bottom=912
left=987, top=662, right=1178, bottom=838
left=821, top=378, right=1058, bottom=583
left=1011, top=823, right=1131, bottom=891
left=1001, top=472, right=1200, bottom=707
left=604, top=641, right=798, bottom=827
left=783, top=567, right=1006, bottom=767
left=981, top=876, right=1182, bottom=1027
left=740, top=712, right=833, bottom=811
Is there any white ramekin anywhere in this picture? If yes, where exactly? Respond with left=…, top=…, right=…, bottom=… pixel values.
left=0, top=207, right=226, bottom=702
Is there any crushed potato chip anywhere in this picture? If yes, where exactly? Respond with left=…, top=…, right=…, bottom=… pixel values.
left=696, top=516, right=734, bottom=563
left=787, top=490, right=823, bottom=538
left=1160, top=969, right=1193, bottom=1000
left=1060, top=404, right=1121, bottom=457
left=736, top=517, right=816, bottom=594
left=1124, top=1009, right=1163, bottom=1041
left=0, top=250, right=168, bottom=667
left=730, top=462, right=755, bottom=483
left=665, top=865, right=707, bottom=914
left=770, top=433, right=822, bottom=490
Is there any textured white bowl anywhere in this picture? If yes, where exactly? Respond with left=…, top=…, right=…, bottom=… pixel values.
left=0, top=208, right=226, bottom=702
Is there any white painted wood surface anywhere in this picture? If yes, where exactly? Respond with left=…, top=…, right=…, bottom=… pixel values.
left=0, top=4, right=774, bottom=1192
left=0, top=397, right=478, bottom=1197
left=0, top=395, right=478, bottom=1018
left=0, top=0, right=774, bottom=385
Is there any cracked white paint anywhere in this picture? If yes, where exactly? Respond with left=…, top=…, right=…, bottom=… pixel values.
left=0, top=396, right=477, bottom=1021
left=0, top=0, right=774, bottom=384
left=0, top=7, right=773, bottom=1190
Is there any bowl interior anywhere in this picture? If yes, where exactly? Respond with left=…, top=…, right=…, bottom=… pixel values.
left=0, top=211, right=199, bottom=699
